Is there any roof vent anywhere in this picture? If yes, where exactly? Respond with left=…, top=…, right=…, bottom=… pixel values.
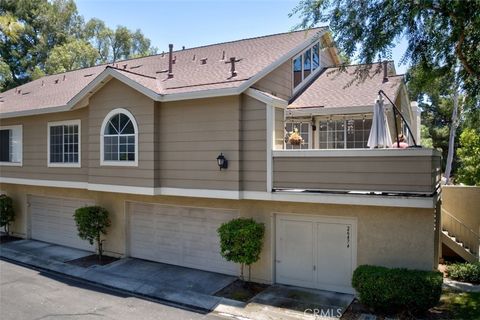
left=193, top=54, right=196, bottom=61
left=54, top=79, right=59, bottom=84
left=168, top=44, right=174, bottom=78
left=226, top=57, right=241, bottom=77
left=123, top=64, right=127, bottom=69
left=22, top=91, right=30, bottom=95
left=161, top=51, right=165, bottom=57
left=200, top=58, right=207, bottom=65
left=182, top=46, right=185, bottom=50
left=130, top=65, right=142, bottom=69
left=41, top=80, right=44, bottom=86
left=63, top=75, right=66, bottom=81
left=383, top=61, right=389, bottom=83
left=221, top=50, right=225, bottom=60
left=84, top=73, right=94, bottom=77
left=173, top=56, right=176, bottom=65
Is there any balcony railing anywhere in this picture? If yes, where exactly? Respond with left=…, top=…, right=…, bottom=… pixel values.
left=272, top=148, right=441, bottom=195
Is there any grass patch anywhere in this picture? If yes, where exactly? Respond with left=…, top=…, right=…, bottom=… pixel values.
left=438, top=291, right=480, bottom=320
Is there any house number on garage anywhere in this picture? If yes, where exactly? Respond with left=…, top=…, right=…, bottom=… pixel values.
left=346, top=226, right=350, bottom=248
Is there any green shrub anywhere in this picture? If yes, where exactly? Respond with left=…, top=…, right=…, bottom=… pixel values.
left=352, top=265, right=443, bottom=314
left=447, top=262, right=480, bottom=284
left=74, top=206, right=110, bottom=260
left=0, top=194, right=15, bottom=236
left=218, top=218, right=265, bottom=281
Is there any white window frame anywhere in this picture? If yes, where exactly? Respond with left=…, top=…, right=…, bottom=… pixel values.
left=100, top=108, right=139, bottom=167
left=292, top=41, right=323, bottom=94
left=316, top=115, right=373, bottom=150
left=47, top=120, right=81, bottom=168
left=284, top=121, right=313, bottom=150
left=0, top=125, right=23, bottom=167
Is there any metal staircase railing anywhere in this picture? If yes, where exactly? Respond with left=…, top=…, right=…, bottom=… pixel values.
left=442, top=208, right=480, bottom=260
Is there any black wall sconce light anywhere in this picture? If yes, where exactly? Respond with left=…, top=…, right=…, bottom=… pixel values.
left=216, top=153, right=228, bottom=170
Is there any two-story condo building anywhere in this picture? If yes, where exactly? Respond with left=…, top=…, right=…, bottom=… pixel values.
left=0, top=28, right=441, bottom=294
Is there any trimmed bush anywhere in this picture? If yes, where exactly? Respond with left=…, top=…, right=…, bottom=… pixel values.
left=0, top=194, right=15, bottom=236
left=74, top=206, right=110, bottom=260
left=352, top=265, right=443, bottom=313
left=218, top=218, right=265, bottom=281
left=447, top=262, right=480, bottom=284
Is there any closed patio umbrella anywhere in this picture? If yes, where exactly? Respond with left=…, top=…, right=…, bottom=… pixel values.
left=367, top=96, right=392, bottom=148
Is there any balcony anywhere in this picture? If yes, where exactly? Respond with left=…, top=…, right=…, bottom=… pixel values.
left=272, top=148, right=441, bottom=195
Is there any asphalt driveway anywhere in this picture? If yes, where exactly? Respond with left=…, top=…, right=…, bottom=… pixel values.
left=0, top=259, right=226, bottom=320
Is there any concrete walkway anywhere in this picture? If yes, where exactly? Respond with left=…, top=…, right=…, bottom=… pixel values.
left=0, top=240, right=235, bottom=311
left=1, top=240, right=355, bottom=319
left=443, top=278, right=480, bottom=292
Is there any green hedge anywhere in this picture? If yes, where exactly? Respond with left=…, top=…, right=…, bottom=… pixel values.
left=447, top=262, right=480, bottom=284
left=352, top=265, right=443, bottom=313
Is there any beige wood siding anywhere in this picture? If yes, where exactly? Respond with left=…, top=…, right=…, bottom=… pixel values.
left=87, top=79, right=156, bottom=187
left=240, top=94, right=267, bottom=191
left=273, top=154, right=441, bottom=194
left=253, top=60, right=292, bottom=101
left=0, top=108, right=88, bottom=182
left=158, top=96, right=241, bottom=190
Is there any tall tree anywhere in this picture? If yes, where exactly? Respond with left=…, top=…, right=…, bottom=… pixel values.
left=290, top=0, right=480, bottom=98
left=1, top=0, right=157, bottom=91
left=45, top=38, right=99, bottom=74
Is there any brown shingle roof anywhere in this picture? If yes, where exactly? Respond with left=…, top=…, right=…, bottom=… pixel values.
left=288, top=63, right=404, bottom=109
left=1, top=28, right=327, bottom=116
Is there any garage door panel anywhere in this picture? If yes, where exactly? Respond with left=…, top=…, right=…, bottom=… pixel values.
left=30, top=195, right=95, bottom=251
left=129, top=202, right=238, bottom=275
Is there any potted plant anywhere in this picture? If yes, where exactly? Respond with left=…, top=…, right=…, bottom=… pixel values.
left=288, top=127, right=303, bottom=146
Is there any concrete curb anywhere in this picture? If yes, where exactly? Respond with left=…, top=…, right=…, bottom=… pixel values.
left=0, top=246, right=227, bottom=313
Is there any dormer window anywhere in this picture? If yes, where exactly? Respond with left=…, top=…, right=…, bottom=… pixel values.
left=293, top=42, right=321, bottom=91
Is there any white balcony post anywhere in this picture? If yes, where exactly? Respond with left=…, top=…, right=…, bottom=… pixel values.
left=266, top=104, right=274, bottom=192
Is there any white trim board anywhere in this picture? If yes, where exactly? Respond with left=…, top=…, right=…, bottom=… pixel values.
left=0, top=176, right=437, bottom=208
left=272, top=148, right=442, bottom=157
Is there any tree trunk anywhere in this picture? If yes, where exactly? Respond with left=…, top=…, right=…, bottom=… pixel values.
left=444, top=84, right=460, bottom=185
left=97, top=234, right=103, bottom=262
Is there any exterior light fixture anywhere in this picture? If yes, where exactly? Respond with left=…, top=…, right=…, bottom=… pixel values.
left=216, top=153, right=228, bottom=170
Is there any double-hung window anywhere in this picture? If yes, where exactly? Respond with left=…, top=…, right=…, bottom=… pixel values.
left=0, top=125, right=22, bottom=166
left=48, top=120, right=81, bottom=167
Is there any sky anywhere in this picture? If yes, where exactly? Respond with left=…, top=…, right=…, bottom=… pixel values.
left=76, top=0, right=409, bottom=74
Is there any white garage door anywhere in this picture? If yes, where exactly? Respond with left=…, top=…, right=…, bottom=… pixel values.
left=276, top=214, right=356, bottom=294
left=128, top=202, right=239, bottom=275
left=29, top=195, right=95, bottom=251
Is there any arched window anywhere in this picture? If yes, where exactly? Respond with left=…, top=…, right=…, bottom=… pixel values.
left=100, top=108, right=138, bottom=166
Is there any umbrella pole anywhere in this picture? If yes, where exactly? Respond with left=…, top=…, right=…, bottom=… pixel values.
left=378, top=90, right=418, bottom=147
